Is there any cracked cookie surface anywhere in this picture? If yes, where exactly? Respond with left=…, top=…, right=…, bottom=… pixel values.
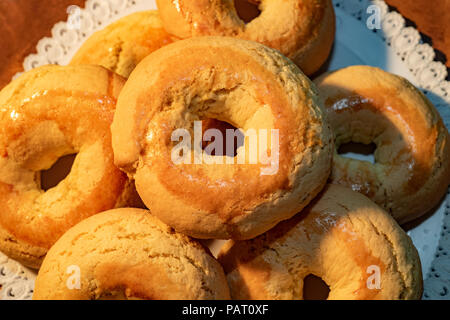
left=33, top=208, right=230, bottom=300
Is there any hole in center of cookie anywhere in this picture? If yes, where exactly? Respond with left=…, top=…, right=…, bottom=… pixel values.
left=202, top=119, right=244, bottom=157
left=234, top=0, right=261, bottom=23
left=40, top=154, right=77, bottom=191
left=303, top=274, right=330, bottom=300
left=338, top=142, right=376, bottom=164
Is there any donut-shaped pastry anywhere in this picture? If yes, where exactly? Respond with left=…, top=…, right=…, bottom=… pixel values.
left=33, top=208, right=230, bottom=300
left=314, top=66, right=450, bottom=224
left=218, top=184, right=423, bottom=300
left=111, top=37, right=333, bottom=240
left=155, top=0, right=335, bottom=75
left=71, top=11, right=177, bottom=78
left=0, top=65, right=141, bottom=269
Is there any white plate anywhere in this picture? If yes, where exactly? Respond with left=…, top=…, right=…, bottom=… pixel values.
left=1, top=0, right=449, bottom=300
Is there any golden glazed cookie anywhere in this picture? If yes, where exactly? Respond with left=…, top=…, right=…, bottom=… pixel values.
left=70, top=11, right=177, bottom=78
left=111, top=37, right=333, bottom=240
left=33, top=208, right=230, bottom=300
left=0, top=65, right=141, bottom=269
left=314, top=66, right=450, bottom=224
left=156, top=0, right=335, bottom=75
left=218, top=184, right=423, bottom=300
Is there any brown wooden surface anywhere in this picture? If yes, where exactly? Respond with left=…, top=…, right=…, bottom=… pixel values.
left=0, top=0, right=448, bottom=90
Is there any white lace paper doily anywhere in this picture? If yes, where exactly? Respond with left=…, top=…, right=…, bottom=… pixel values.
left=2, top=0, right=449, bottom=300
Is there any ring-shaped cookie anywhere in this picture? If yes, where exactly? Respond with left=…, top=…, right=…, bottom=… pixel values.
left=219, top=184, right=423, bottom=300
left=111, top=37, right=333, bottom=240
left=0, top=65, right=139, bottom=268
left=314, top=66, right=450, bottom=223
left=33, top=208, right=230, bottom=300
left=71, top=11, right=177, bottom=78
left=156, top=0, right=336, bottom=75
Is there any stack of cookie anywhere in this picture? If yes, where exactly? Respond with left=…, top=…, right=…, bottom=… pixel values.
left=0, top=0, right=448, bottom=300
